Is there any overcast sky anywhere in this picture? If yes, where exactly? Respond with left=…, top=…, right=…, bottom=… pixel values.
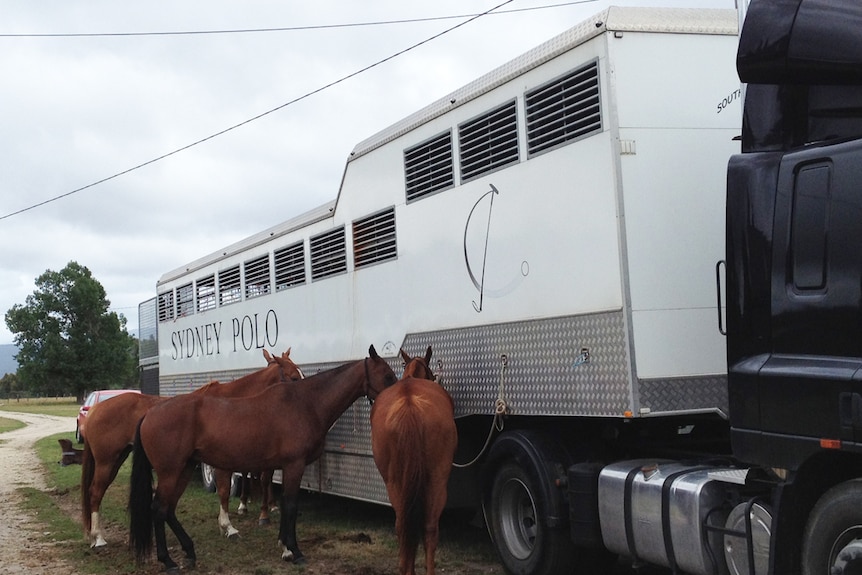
left=0, top=0, right=734, bottom=345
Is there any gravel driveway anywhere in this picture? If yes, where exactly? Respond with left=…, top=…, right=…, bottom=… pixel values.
left=0, top=411, right=78, bottom=574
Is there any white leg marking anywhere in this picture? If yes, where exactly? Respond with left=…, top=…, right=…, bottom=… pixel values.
left=90, top=512, right=107, bottom=548
left=217, top=506, right=240, bottom=538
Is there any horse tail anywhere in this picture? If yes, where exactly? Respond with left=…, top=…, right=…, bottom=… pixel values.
left=80, top=439, right=95, bottom=532
left=390, top=394, right=429, bottom=554
left=128, top=418, right=154, bottom=561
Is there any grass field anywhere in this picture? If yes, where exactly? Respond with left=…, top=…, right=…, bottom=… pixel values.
left=0, top=416, right=25, bottom=434
left=0, top=397, right=79, bottom=418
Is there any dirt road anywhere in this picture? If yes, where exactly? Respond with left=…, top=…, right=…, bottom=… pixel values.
left=0, top=411, right=77, bottom=575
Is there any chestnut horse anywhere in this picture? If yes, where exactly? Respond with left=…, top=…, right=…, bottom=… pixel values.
left=371, top=346, right=457, bottom=575
left=80, top=348, right=301, bottom=547
left=129, top=345, right=397, bottom=573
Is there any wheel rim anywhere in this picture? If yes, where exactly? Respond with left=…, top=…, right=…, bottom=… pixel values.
left=829, top=526, right=862, bottom=575
left=498, top=476, right=538, bottom=560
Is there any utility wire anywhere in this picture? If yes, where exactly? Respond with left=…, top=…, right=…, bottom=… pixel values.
left=0, top=0, right=588, bottom=221
left=0, top=2, right=595, bottom=38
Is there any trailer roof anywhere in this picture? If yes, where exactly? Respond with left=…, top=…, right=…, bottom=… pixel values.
left=349, top=6, right=738, bottom=160
left=158, top=200, right=335, bottom=285
left=157, top=6, right=737, bottom=288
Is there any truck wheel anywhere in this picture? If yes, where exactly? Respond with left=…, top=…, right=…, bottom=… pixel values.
left=75, top=423, right=83, bottom=444
left=201, top=463, right=217, bottom=493
left=802, top=479, right=862, bottom=575
left=488, top=462, right=574, bottom=575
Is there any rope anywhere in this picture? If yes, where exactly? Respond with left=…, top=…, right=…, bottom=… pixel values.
left=453, top=354, right=509, bottom=468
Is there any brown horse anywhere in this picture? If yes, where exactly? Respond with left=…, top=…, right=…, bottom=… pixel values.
left=80, top=348, right=301, bottom=547
left=371, top=346, right=457, bottom=575
left=129, top=345, right=397, bottom=573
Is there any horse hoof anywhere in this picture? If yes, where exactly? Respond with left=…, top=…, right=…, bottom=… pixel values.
left=164, top=567, right=180, bottom=575
left=281, top=549, right=294, bottom=562
left=258, top=518, right=270, bottom=526
left=227, top=532, right=240, bottom=541
left=294, top=556, right=307, bottom=565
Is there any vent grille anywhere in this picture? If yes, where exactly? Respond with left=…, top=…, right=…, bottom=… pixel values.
left=176, top=283, right=194, bottom=317
left=274, top=242, right=306, bottom=291
left=404, top=131, right=454, bottom=202
left=219, top=265, right=241, bottom=306
left=244, top=254, right=271, bottom=299
left=459, top=100, right=519, bottom=181
left=157, top=291, right=174, bottom=322
left=138, top=298, right=158, bottom=361
left=353, top=207, right=397, bottom=269
left=526, top=61, right=601, bottom=156
left=310, top=227, right=347, bottom=280
left=196, top=274, right=216, bottom=312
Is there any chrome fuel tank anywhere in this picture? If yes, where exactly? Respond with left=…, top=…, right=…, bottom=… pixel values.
left=598, top=460, right=730, bottom=575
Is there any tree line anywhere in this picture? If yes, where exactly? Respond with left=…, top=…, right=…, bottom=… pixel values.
left=4, top=261, right=138, bottom=402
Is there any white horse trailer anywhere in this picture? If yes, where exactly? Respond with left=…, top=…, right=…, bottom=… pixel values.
left=140, top=7, right=740, bottom=573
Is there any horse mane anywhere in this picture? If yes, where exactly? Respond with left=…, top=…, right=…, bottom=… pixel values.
left=195, top=381, right=222, bottom=394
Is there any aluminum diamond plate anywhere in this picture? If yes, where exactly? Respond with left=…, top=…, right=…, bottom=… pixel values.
left=404, top=311, right=632, bottom=417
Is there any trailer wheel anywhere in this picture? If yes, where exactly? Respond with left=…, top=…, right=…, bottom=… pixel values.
left=802, top=479, right=862, bottom=575
left=488, top=462, right=574, bottom=575
left=201, top=463, right=217, bottom=493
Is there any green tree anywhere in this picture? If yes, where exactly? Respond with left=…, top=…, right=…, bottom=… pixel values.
left=5, top=261, right=137, bottom=401
left=0, top=372, right=20, bottom=399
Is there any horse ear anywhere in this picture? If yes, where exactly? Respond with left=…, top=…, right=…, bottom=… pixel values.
left=369, top=344, right=379, bottom=360
left=283, top=347, right=291, bottom=358
left=424, top=345, right=432, bottom=363
left=400, top=348, right=410, bottom=363
left=263, top=349, right=273, bottom=362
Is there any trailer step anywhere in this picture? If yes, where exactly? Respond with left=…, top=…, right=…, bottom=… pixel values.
left=708, top=468, right=749, bottom=485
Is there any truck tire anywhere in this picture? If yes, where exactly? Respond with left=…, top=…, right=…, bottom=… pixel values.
left=802, top=479, right=862, bottom=575
left=484, top=428, right=576, bottom=575
left=201, top=463, right=217, bottom=493
left=75, top=423, right=83, bottom=444
left=488, top=461, right=574, bottom=575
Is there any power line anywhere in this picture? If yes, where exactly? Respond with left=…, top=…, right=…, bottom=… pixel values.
left=0, top=0, right=597, bottom=222
left=0, top=2, right=596, bottom=38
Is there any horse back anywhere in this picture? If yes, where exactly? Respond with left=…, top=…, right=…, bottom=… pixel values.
left=86, top=393, right=165, bottom=452
left=371, top=377, right=457, bottom=479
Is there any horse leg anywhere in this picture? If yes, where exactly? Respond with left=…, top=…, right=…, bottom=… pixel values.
left=151, top=497, right=180, bottom=574
left=423, top=502, right=444, bottom=575
left=214, top=468, right=240, bottom=538
left=165, top=464, right=198, bottom=569
left=165, top=508, right=196, bottom=570
left=88, top=446, right=131, bottom=547
left=258, top=470, right=273, bottom=525
left=277, top=467, right=306, bottom=564
left=151, top=466, right=197, bottom=573
left=87, top=466, right=110, bottom=548
left=237, top=473, right=250, bottom=515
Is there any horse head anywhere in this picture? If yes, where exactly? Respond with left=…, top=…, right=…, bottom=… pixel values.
left=263, top=347, right=304, bottom=382
left=365, top=344, right=397, bottom=401
left=401, top=345, right=435, bottom=381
